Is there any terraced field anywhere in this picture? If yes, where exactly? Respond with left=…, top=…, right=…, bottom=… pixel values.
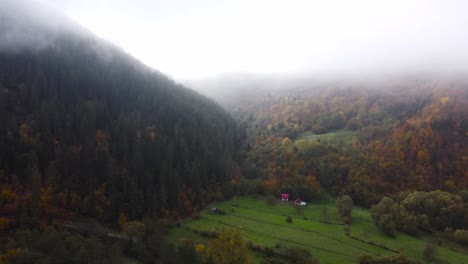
left=168, top=196, right=468, bottom=264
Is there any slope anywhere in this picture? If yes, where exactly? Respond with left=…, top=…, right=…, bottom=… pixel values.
left=0, top=0, right=239, bottom=224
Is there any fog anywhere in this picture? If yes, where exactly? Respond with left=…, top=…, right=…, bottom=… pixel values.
left=0, top=0, right=83, bottom=52
left=2, top=0, right=468, bottom=85
left=24, top=0, right=466, bottom=80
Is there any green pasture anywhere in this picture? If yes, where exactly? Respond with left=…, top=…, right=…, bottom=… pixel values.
left=296, top=129, right=356, bottom=144
left=168, top=196, right=468, bottom=264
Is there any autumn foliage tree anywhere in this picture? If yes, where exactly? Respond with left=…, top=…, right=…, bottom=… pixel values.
left=236, top=82, right=467, bottom=208
left=205, top=228, right=251, bottom=264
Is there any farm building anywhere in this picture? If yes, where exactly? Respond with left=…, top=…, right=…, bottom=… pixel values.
left=294, top=198, right=306, bottom=206
left=281, top=193, right=289, bottom=201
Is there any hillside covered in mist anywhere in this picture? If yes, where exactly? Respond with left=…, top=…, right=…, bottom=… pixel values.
left=229, top=78, right=467, bottom=208
left=0, top=0, right=239, bottom=224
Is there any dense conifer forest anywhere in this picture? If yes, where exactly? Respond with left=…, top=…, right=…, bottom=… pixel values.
left=0, top=2, right=239, bottom=225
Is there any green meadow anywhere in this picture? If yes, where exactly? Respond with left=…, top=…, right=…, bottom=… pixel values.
left=168, top=195, right=468, bottom=264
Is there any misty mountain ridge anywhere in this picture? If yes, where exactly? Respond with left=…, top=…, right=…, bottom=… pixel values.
left=0, top=0, right=86, bottom=51
left=184, top=71, right=468, bottom=111
left=0, top=0, right=239, bottom=222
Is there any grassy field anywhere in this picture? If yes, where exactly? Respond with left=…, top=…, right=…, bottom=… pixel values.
left=296, top=129, right=356, bottom=144
left=168, top=195, right=468, bottom=264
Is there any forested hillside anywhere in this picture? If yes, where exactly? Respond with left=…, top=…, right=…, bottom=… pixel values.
left=0, top=1, right=239, bottom=226
left=234, top=79, right=467, bottom=207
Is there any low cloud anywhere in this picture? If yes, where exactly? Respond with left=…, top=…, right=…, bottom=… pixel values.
left=0, top=0, right=85, bottom=52
left=3, top=0, right=468, bottom=79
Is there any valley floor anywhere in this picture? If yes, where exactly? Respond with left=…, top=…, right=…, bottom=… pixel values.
left=168, top=195, right=468, bottom=264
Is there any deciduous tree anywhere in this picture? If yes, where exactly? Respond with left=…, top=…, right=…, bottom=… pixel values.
left=205, top=228, right=251, bottom=264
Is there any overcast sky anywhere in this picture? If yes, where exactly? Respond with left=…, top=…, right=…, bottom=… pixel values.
left=36, top=0, right=468, bottom=79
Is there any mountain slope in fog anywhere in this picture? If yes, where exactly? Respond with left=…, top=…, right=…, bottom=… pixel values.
left=233, top=77, right=467, bottom=206
left=0, top=0, right=239, bottom=221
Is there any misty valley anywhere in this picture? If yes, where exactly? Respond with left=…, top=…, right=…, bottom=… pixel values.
left=0, top=1, right=468, bottom=264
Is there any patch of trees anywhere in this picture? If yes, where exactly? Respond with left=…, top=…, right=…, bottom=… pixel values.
left=370, top=190, right=468, bottom=238
left=0, top=28, right=239, bottom=224
left=0, top=218, right=197, bottom=264
left=336, top=195, right=353, bottom=224
left=204, top=228, right=251, bottom=264
left=2, top=227, right=119, bottom=264
left=175, top=227, right=251, bottom=264
left=235, top=83, right=467, bottom=207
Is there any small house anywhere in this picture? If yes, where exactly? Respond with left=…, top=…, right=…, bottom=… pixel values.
left=281, top=193, right=289, bottom=201
left=294, top=198, right=306, bottom=206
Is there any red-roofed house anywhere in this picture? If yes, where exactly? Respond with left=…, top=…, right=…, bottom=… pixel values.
left=281, top=193, right=289, bottom=201
left=294, top=198, right=307, bottom=206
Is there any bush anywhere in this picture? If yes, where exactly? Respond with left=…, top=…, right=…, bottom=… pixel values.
left=336, top=195, right=353, bottom=218
left=275, top=240, right=283, bottom=249
left=286, top=216, right=293, bottom=223
left=344, top=224, right=350, bottom=236
left=359, top=253, right=376, bottom=264
left=283, top=247, right=318, bottom=264
left=454, top=229, right=468, bottom=244
left=378, top=214, right=396, bottom=237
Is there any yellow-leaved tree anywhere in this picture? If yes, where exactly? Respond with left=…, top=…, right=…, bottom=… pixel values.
left=205, top=228, right=251, bottom=264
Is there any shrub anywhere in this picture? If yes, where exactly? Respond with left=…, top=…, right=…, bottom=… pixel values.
left=286, top=216, right=293, bottom=223
left=344, top=224, right=350, bottom=236
left=378, top=214, right=396, bottom=237
left=283, top=247, right=318, bottom=264
left=195, top=243, right=205, bottom=253
left=275, top=240, right=283, bottom=249
left=336, top=195, right=353, bottom=218
left=454, top=229, right=468, bottom=244
left=359, top=253, right=376, bottom=264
